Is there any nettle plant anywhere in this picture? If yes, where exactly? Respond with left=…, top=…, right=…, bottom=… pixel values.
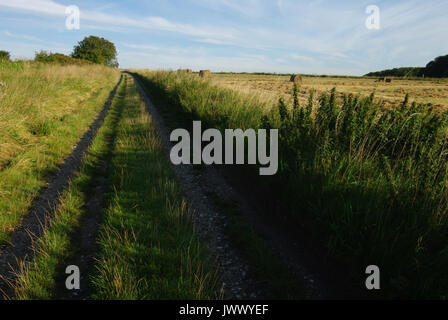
left=263, top=83, right=448, bottom=297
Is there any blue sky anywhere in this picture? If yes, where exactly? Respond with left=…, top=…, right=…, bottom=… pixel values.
left=0, top=0, right=447, bottom=75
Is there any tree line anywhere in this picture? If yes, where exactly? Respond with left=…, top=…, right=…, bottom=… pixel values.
left=366, top=54, right=448, bottom=78
left=0, top=36, right=118, bottom=68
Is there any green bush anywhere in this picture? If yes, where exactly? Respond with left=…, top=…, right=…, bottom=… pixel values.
left=34, top=51, right=92, bottom=65
left=0, top=60, right=24, bottom=71
left=0, top=50, right=10, bottom=62
left=263, top=87, right=448, bottom=298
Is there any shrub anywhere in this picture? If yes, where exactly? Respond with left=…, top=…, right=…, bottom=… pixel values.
left=0, top=60, right=24, bottom=71
left=0, top=50, right=11, bottom=62
left=34, top=51, right=92, bottom=65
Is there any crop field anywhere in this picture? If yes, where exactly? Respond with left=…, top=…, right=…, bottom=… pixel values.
left=212, top=73, right=448, bottom=110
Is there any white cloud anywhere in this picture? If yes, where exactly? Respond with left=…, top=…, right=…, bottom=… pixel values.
left=0, top=0, right=66, bottom=15
left=0, top=0, right=237, bottom=42
left=1, top=0, right=447, bottom=74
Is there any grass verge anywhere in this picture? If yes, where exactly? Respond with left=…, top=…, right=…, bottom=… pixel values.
left=0, top=64, right=120, bottom=245
left=11, top=75, right=127, bottom=299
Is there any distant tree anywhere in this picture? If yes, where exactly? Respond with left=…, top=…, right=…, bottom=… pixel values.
left=365, top=67, right=424, bottom=78
left=71, top=36, right=118, bottom=67
left=0, top=50, right=11, bottom=62
left=425, top=54, right=448, bottom=78
left=366, top=54, right=448, bottom=79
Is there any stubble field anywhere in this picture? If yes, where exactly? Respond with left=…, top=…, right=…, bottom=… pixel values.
left=212, top=73, right=448, bottom=110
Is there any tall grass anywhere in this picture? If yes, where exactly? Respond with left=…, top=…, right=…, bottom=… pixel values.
left=134, top=70, right=266, bottom=130
left=0, top=63, right=120, bottom=245
left=0, top=61, right=25, bottom=71
left=137, top=70, right=448, bottom=299
left=12, top=78, right=127, bottom=299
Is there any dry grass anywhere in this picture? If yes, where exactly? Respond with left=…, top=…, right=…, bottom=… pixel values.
left=0, top=63, right=119, bottom=168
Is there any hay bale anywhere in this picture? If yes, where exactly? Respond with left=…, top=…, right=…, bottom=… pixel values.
left=199, top=70, right=211, bottom=78
left=290, top=74, right=302, bottom=83
left=385, top=78, right=392, bottom=83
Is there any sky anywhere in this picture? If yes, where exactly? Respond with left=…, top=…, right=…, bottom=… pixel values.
left=0, top=0, right=447, bottom=75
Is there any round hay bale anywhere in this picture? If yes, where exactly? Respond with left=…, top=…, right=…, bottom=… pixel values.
left=199, top=70, right=211, bottom=78
left=290, top=74, right=302, bottom=83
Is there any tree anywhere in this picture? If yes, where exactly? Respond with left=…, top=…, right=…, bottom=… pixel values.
left=365, top=67, right=425, bottom=78
left=71, top=36, right=118, bottom=67
left=424, top=54, right=448, bottom=78
left=0, top=50, right=11, bottom=62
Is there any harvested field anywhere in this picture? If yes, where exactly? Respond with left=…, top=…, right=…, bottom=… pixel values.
left=212, top=73, right=448, bottom=109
